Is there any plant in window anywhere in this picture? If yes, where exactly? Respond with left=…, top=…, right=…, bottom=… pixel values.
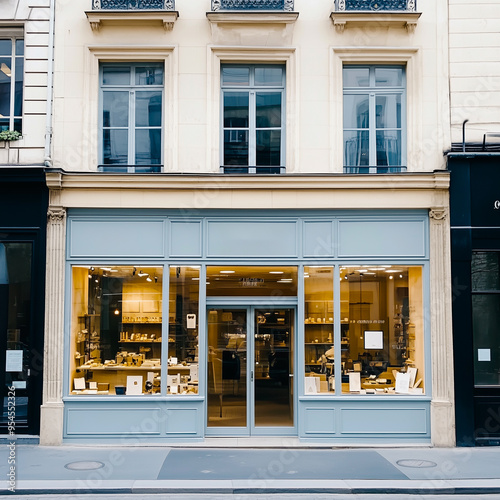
left=0, top=130, right=22, bottom=142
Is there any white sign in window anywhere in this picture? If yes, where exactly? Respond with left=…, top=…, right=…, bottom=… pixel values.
left=478, top=349, right=491, bottom=362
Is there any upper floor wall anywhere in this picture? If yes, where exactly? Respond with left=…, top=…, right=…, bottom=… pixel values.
left=449, top=0, right=500, bottom=148
left=51, top=0, right=450, bottom=174
left=0, top=0, right=53, bottom=166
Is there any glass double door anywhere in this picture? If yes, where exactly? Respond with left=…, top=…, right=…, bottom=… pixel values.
left=207, top=306, right=295, bottom=435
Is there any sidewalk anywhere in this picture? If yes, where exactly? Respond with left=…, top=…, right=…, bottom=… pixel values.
left=1, top=440, right=500, bottom=495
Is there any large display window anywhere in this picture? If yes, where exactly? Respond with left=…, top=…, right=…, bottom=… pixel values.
left=70, top=266, right=163, bottom=395
left=339, top=265, right=424, bottom=395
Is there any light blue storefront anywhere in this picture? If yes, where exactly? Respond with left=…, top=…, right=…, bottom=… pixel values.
left=63, top=208, right=431, bottom=444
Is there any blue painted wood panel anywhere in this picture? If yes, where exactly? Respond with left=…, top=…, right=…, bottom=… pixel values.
left=207, top=220, right=298, bottom=258
left=303, top=407, right=336, bottom=434
left=338, top=219, right=426, bottom=258
left=303, top=221, right=334, bottom=258
left=165, top=407, right=201, bottom=435
left=69, top=219, right=165, bottom=258
left=169, top=220, right=202, bottom=257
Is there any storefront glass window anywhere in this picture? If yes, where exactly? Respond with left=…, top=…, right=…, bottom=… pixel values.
left=304, top=266, right=334, bottom=394
left=167, top=266, right=199, bottom=395
left=206, top=266, right=297, bottom=296
left=70, top=266, right=163, bottom=395
left=339, top=266, right=424, bottom=395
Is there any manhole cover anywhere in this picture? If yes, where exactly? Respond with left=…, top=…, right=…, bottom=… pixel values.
left=396, top=459, right=437, bottom=468
left=65, top=461, right=105, bottom=471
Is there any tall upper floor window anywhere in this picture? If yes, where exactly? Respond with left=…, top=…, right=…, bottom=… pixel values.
left=0, top=36, right=24, bottom=133
left=343, top=65, right=406, bottom=174
left=221, top=64, right=285, bottom=174
left=99, top=63, right=163, bottom=173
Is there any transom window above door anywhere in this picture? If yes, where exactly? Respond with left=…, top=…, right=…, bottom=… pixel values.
left=343, top=65, right=406, bottom=174
left=221, top=64, right=285, bottom=174
left=99, top=62, right=164, bottom=173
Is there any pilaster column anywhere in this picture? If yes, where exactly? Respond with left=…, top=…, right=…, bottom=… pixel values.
left=429, top=207, right=455, bottom=446
left=40, top=206, right=66, bottom=445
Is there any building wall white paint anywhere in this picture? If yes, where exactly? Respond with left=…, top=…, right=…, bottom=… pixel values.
left=449, top=0, right=500, bottom=144
left=0, top=0, right=52, bottom=165
left=51, top=0, right=451, bottom=173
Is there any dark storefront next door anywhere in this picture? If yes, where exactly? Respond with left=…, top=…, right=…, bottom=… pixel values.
left=206, top=306, right=295, bottom=436
left=471, top=251, right=500, bottom=444
left=0, top=240, right=43, bottom=435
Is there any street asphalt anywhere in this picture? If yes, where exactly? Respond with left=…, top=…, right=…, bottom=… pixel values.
left=1, top=441, right=500, bottom=496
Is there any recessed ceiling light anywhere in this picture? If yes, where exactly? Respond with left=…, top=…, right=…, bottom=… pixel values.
left=220, top=270, right=235, bottom=274
left=269, top=271, right=284, bottom=274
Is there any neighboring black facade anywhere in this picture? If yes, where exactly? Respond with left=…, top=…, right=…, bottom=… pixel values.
left=449, top=154, right=500, bottom=446
left=0, top=167, right=48, bottom=435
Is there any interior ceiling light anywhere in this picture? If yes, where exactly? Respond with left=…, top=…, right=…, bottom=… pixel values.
left=138, top=270, right=149, bottom=277
left=385, top=269, right=403, bottom=273
left=220, top=270, right=235, bottom=274
left=269, top=271, right=284, bottom=274
left=146, top=276, right=152, bottom=282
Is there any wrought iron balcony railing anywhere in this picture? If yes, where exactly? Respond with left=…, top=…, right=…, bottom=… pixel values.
left=211, top=0, right=294, bottom=11
left=92, top=0, right=175, bottom=9
left=335, top=0, right=416, bottom=11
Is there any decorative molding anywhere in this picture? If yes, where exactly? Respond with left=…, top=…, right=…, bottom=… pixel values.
left=429, top=208, right=448, bottom=221
left=85, top=10, right=178, bottom=31
left=47, top=207, right=67, bottom=224
left=330, top=12, right=421, bottom=32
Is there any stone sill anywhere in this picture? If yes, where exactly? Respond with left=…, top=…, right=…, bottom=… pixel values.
left=207, top=11, right=299, bottom=26
left=85, top=10, right=179, bottom=31
left=330, top=11, right=421, bottom=33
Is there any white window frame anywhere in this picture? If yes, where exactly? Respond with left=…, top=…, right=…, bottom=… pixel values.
left=84, top=47, right=176, bottom=172
left=220, top=63, right=286, bottom=174
left=0, top=32, right=24, bottom=133
left=331, top=47, right=420, bottom=173
left=343, top=64, right=406, bottom=173
left=99, top=62, right=164, bottom=172
left=209, top=47, right=297, bottom=174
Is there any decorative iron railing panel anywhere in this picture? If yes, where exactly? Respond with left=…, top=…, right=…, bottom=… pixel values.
left=335, top=0, right=416, bottom=11
left=211, top=0, right=294, bottom=11
left=92, top=0, right=175, bottom=10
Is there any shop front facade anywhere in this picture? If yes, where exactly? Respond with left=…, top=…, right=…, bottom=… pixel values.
left=40, top=171, right=454, bottom=446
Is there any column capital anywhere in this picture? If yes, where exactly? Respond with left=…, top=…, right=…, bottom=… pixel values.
left=429, top=207, right=448, bottom=221
left=47, top=207, right=66, bottom=224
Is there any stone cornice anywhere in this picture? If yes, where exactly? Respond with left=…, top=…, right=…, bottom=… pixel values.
left=45, top=170, right=450, bottom=192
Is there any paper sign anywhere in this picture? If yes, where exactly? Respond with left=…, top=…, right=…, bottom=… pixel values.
left=12, top=381, right=27, bottom=389
left=6, top=350, right=23, bottom=372
left=478, top=349, right=491, bottom=362
left=364, top=330, right=384, bottom=350
left=74, top=377, right=86, bottom=390
left=187, top=314, right=196, bottom=329
left=349, top=372, right=361, bottom=392
left=395, top=372, right=411, bottom=394
left=126, top=376, right=143, bottom=395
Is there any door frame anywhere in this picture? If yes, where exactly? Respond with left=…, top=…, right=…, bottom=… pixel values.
left=205, top=298, right=297, bottom=437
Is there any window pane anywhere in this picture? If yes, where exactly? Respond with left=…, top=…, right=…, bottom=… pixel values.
left=13, top=118, right=22, bottom=133
left=375, top=67, right=403, bottom=87
left=102, top=66, right=130, bottom=86
left=222, top=67, right=249, bottom=86
left=344, top=94, right=369, bottom=129
left=135, top=91, right=162, bottom=127
left=343, top=67, right=370, bottom=87
left=256, top=130, right=281, bottom=166
left=103, top=129, right=128, bottom=164
left=15, top=39, right=24, bottom=56
left=473, top=294, right=500, bottom=386
left=255, top=67, right=283, bottom=86
left=135, top=129, right=161, bottom=165
left=206, top=266, right=297, bottom=297
left=472, top=252, right=500, bottom=291
left=70, top=266, right=163, bottom=396
left=224, top=92, right=249, bottom=128
left=304, top=266, right=334, bottom=394
left=0, top=57, right=11, bottom=117
left=376, top=94, right=401, bottom=128
left=135, top=65, right=163, bottom=86
left=0, top=40, right=12, bottom=56
left=224, top=129, right=248, bottom=166
left=168, top=266, right=199, bottom=395
left=256, top=92, right=281, bottom=128
left=340, top=266, right=424, bottom=395
left=103, top=91, right=129, bottom=127
left=14, top=58, right=23, bottom=116
left=344, top=130, right=369, bottom=166
left=376, top=130, right=401, bottom=166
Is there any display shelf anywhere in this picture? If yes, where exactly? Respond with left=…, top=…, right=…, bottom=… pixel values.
left=119, top=339, right=162, bottom=343
left=78, top=365, right=161, bottom=371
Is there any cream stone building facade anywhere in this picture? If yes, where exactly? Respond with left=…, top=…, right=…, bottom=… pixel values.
left=40, top=0, right=455, bottom=446
left=0, top=0, right=53, bottom=436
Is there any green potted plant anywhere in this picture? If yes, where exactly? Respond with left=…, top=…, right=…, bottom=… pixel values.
left=0, top=130, right=22, bottom=142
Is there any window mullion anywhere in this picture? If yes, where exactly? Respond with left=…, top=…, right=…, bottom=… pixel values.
left=9, top=38, right=15, bottom=130
left=128, top=89, right=135, bottom=172
left=369, top=93, right=377, bottom=170
left=249, top=90, right=256, bottom=168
